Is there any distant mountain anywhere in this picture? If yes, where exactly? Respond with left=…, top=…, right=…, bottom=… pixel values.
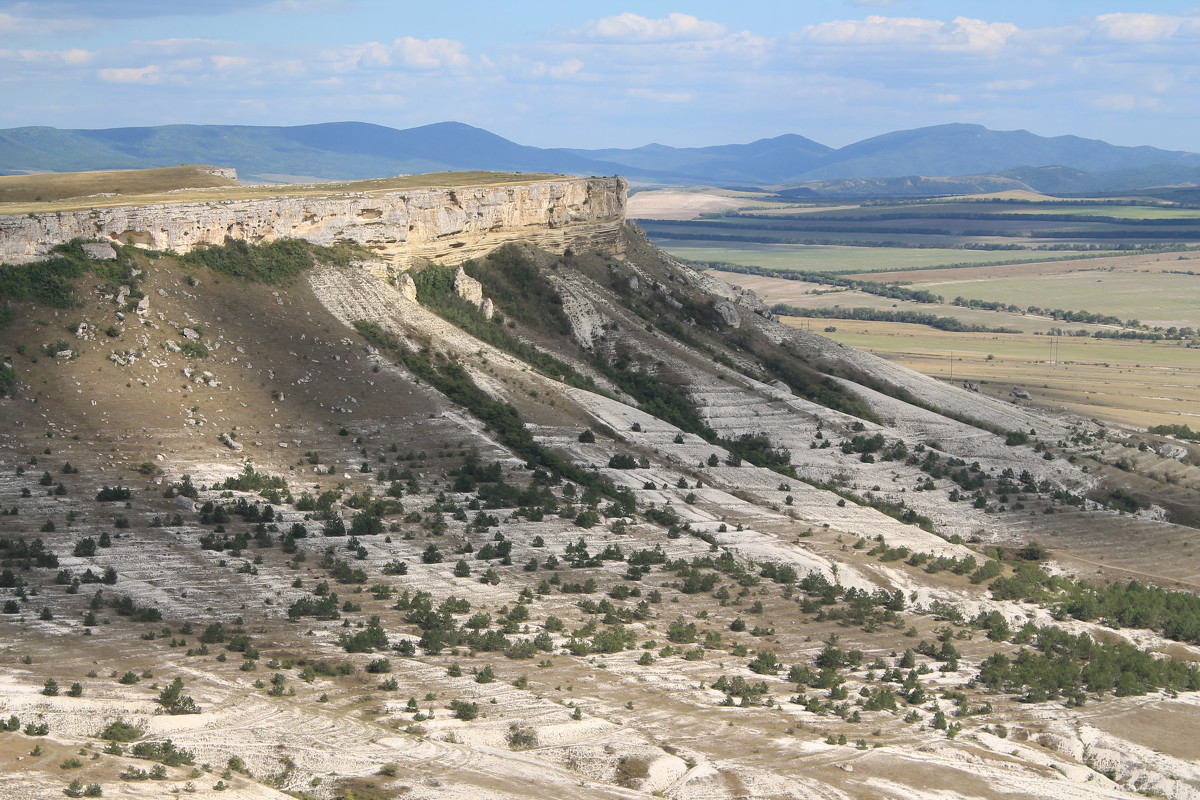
left=2, top=120, right=1198, bottom=194
left=561, top=133, right=833, bottom=184
left=572, top=123, right=1200, bottom=187
left=0, top=121, right=632, bottom=183
left=796, top=123, right=1200, bottom=180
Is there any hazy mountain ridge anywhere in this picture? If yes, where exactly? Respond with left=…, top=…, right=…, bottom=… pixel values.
left=1, top=120, right=1198, bottom=193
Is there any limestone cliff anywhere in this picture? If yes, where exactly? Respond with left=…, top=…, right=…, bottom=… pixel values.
left=0, top=176, right=626, bottom=266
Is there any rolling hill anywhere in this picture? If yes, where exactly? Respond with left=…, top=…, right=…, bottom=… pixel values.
left=1, top=120, right=1198, bottom=193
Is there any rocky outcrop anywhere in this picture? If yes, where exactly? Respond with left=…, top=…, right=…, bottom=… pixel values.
left=0, top=176, right=627, bottom=266
left=454, top=266, right=483, bottom=307
left=713, top=300, right=740, bottom=328
left=396, top=273, right=418, bottom=302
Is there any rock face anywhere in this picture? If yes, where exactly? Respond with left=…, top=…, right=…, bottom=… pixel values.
left=0, top=177, right=627, bottom=266
left=713, top=300, right=740, bottom=328
left=396, top=273, right=418, bottom=302
left=454, top=266, right=484, bottom=307
left=81, top=242, right=117, bottom=260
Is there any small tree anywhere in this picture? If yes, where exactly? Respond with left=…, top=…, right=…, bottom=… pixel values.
left=506, top=723, right=538, bottom=750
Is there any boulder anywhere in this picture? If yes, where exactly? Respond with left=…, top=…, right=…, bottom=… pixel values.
left=481, top=297, right=495, bottom=319
left=397, top=272, right=418, bottom=302
left=454, top=266, right=484, bottom=307
left=82, top=242, right=117, bottom=260
left=714, top=300, right=740, bottom=328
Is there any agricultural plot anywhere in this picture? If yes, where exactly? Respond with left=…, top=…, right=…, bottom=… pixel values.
left=648, top=241, right=1066, bottom=273
left=909, top=270, right=1200, bottom=329
left=778, top=317, right=1200, bottom=429
left=653, top=194, right=1200, bottom=430
left=709, top=270, right=1124, bottom=335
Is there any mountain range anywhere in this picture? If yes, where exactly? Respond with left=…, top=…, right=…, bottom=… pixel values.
left=2, top=120, right=1199, bottom=195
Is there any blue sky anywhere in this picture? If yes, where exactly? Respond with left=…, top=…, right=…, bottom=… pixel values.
left=3, top=1, right=1199, bottom=151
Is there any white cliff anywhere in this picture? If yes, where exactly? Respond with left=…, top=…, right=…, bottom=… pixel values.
left=0, top=176, right=627, bottom=266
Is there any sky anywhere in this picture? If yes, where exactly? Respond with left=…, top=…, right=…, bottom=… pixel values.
left=2, top=1, right=1200, bottom=152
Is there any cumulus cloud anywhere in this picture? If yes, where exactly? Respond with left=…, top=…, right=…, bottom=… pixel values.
left=98, top=64, right=161, bottom=83
left=580, top=12, right=728, bottom=43
left=1089, top=13, right=1200, bottom=43
left=0, top=10, right=90, bottom=36
left=0, top=46, right=91, bottom=64
left=801, top=15, right=1018, bottom=52
left=323, top=37, right=468, bottom=73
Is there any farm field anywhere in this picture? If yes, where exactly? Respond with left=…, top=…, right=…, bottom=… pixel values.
left=899, top=270, right=1200, bottom=329
left=708, top=270, right=1125, bottom=335
left=778, top=316, right=1200, bottom=429
left=642, top=192, right=1200, bottom=432
left=650, top=240, right=1076, bottom=273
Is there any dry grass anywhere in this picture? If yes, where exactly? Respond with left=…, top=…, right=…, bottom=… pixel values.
left=779, top=316, right=1200, bottom=429
left=0, top=169, right=567, bottom=215
left=0, top=165, right=238, bottom=204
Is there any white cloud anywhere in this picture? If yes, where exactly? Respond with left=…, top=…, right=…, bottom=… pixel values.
left=580, top=12, right=727, bottom=43
left=543, top=58, right=583, bottom=79
left=626, top=87, right=692, bottom=103
left=394, top=36, right=467, bottom=69
left=1088, top=13, right=1200, bottom=43
left=0, top=10, right=89, bottom=36
left=984, top=78, right=1037, bottom=91
left=98, top=64, right=161, bottom=83
left=322, top=37, right=468, bottom=73
left=801, top=15, right=1017, bottom=53
left=211, top=55, right=249, bottom=71
left=1092, top=93, right=1162, bottom=112
left=0, top=46, right=92, bottom=64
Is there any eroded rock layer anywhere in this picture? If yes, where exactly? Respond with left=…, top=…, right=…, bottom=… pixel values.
left=0, top=176, right=626, bottom=266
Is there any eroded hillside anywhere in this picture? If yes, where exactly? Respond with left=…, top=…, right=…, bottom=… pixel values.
left=0, top=225, right=1199, bottom=800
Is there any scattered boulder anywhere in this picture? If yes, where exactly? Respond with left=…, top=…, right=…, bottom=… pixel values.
left=1011, top=387, right=1032, bottom=399
left=454, top=266, right=484, bottom=307
left=135, top=296, right=150, bottom=316
left=714, top=300, right=740, bottom=328
left=82, top=242, right=117, bottom=260
left=218, top=433, right=243, bottom=451
left=1158, top=443, right=1188, bottom=461
left=481, top=297, right=495, bottom=320
left=397, top=272, right=418, bottom=302
left=181, top=328, right=200, bottom=341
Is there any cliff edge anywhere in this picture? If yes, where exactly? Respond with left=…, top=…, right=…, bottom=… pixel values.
left=0, top=175, right=627, bottom=266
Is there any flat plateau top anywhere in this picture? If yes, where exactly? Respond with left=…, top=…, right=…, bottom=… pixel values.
left=0, top=167, right=569, bottom=215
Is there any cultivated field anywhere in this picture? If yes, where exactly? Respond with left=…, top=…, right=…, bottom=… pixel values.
left=635, top=191, right=1200, bottom=431
left=644, top=241, right=1073, bottom=273
left=778, top=316, right=1200, bottom=430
